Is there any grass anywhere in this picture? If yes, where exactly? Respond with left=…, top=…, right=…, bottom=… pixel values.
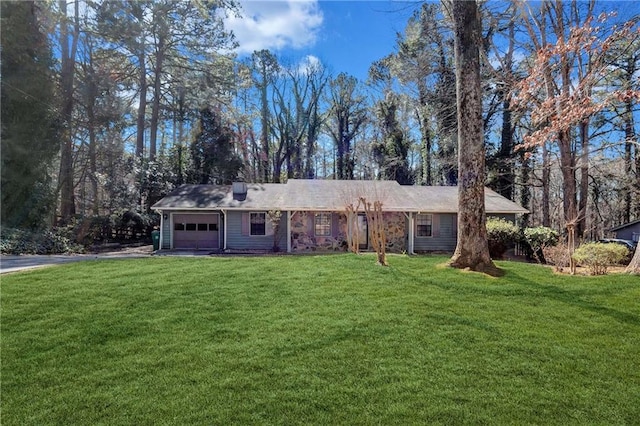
left=2, top=254, right=639, bottom=425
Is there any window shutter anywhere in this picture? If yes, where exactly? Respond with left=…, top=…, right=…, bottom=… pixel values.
left=241, top=213, right=250, bottom=236
left=433, top=214, right=440, bottom=237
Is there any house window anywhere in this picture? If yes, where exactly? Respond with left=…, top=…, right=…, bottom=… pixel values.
left=250, top=212, right=266, bottom=236
left=315, top=213, right=332, bottom=236
left=416, top=214, right=433, bottom=237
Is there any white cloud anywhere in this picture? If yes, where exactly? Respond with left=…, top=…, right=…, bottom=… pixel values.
left=225, top=1, right=323, bottom=55
left=296, top=54, right=322, bottom=74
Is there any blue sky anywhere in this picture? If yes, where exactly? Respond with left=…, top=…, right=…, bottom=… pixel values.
left=225, top=1, right=640, bottom=82
left=225, top=1, right=416, bottom=81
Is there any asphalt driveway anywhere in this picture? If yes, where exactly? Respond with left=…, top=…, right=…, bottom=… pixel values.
left=0, top=246, right=153, bottom=274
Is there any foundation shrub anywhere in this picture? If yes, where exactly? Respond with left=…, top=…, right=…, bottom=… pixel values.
left=486, top=218, right=520, bottom=259
left=524, top=226, right=559, bottom=264
left=572, top=242, right=629, bottom=275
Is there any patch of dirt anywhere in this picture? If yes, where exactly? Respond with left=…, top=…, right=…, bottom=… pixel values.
left=550, top=265, right=628, bottom=276
left=88, top=244, right=153, bottom=255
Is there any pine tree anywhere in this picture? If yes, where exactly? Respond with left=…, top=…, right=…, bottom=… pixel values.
left=1, top=1, right=59, bottom=229
left=189, top=108, right=244, bottom=185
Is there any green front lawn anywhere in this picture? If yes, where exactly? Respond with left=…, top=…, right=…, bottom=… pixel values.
left=2, top=255, right=639, bottom=425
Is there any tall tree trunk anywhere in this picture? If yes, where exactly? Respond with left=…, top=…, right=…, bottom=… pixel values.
left=421, top=125, right=432, bottom=186
left=559, top=128, right=578, bottom=273
left=520, top=151, right=531, bottom=227
left=448, top=0, right=498, bottom=275
left=624, top=137, right=632, bottom=224
left=58, top=0, right=79, bottom=224
left=149, top=28, right=165, bottom=161
left=87, top=88, right=98, bottom=216
left=135, top=52, right=147, bottom=158
left=496, top=96, right=514, bottom=199
left=305, top=104, right=319, bottom=179
left=133, top=3, right=147, bottom=158
left=496, top=20, right=515, bottom=200
left=260, top=65, right=270, bottom=183
left=577, top=120, right=589, bottom=238
left=418, top=82, right=432, bottom=185
left=624, top=98, right=636, bottom=223
left=541, top=142, right=551, bottom=227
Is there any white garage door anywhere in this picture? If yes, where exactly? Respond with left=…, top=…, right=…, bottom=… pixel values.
left=173, top=213, right=220, bottom=249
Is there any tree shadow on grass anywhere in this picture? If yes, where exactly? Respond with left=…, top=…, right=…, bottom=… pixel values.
left=503, top=270, right=640, bottom=327
left=389, top=261, right=640, bottom=327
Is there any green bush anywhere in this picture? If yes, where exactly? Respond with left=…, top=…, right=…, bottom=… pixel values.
left=0, top=228, right=82, bottom=255
left=572, top=242, right=629, bottom=275
left=524, top=226, right=559, bottom=263
left=486, top=218, right=520, bottom=258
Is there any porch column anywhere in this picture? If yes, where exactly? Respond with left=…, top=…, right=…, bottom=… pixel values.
left=158, top=211, right=164, bottom=250
left=408, top=212, right=414, bottom=255
left=221, top=209, right=227, bottom=250
left=404, top=212, right=415, bottom=255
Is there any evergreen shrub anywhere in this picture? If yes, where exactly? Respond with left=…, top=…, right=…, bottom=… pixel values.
left=0, top=228, right=82, bottom=255
left=572, top=242, right=629, bottom=275
left=524, top=226, right=559, bottom=263
left=486, top=218, right=520, bottom=258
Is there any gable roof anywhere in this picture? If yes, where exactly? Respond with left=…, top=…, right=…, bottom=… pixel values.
left=152, top=179, right=528, bottom=214
left=151, top=183, right=286, bottom=210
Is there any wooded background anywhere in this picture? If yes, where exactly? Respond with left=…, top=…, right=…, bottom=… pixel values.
left=2, top=0, right=639, bottom=243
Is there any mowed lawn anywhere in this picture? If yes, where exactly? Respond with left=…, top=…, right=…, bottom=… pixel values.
left=2, top=255, right=639, bottom=425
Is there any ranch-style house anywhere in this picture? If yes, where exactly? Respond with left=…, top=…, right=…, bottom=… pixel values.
left=152, top=179, right=528, bottom=254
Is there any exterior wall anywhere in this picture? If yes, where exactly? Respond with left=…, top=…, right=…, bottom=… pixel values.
left=158, top=209, right=520, bottom=253
left=290, top=211, right=406, bottom=253
left=414, top=213, right=457, bottom=252
left=614, top=223, right=640, bottom=242
left=291, top=211, right=347, bottom=252
left=412, top=213, right=517, bottom=253
left=225, top=210, right=287, bottom=251
left=383, top=212, right=406, bottom=253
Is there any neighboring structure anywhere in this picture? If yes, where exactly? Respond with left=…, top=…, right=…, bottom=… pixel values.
left=610, top=219, right=640, bottom=243
left=152, top=179, right=528, bottom=254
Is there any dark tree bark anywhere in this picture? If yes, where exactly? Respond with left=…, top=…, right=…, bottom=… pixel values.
left=58, top=0, right=80, bottom=223
left=135, top=65, right=147, bottom=156
left=149, top=28, right=165, bottom=161
left=448, top=0, right=499, bottom=275
left=542, top=142, right=551, bottom=227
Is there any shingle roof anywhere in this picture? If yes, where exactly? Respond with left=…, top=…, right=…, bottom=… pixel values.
left=151, top=183, right=286, bottom=210
left=282, top=179, right=416, bottom=211
left=152, top=179, right=528, bottom=214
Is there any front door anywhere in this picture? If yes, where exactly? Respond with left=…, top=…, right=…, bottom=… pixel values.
left=357, top=214, right=368, bottom=250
